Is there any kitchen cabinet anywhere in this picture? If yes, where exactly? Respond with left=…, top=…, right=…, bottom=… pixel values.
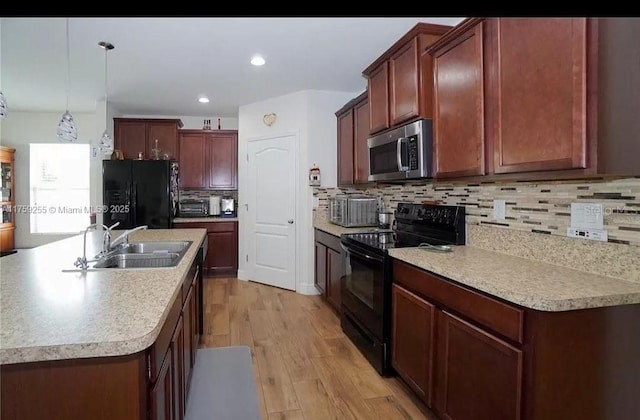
left=432, top=22, right=486, bottom=178
left=363, top=23, right=451, bottom=135
left=392, top=259, right=640, bottom=420
left=435, top=310, right=522, bottom=420
left=178, top=130, right=238, bottom=191
left=175, top=221, right=238, bottom=276
left=182, top=283, right=195, bottom=395
left=0, top=147, right=16, bottom=252
left=170, top=315, right=185, bottom=420
left=336, top=92, right=369, bottom=186
left=391, top=284, right=435, bottom=405
left=179, top=132, right=206, bottom=189
left=114, top=118, right=183, bottom=160
left=314, top=229, right=344, bottom=312
left=314, top=242, right=327, bottom=293
left=428, top=18, right=640, bottom=180
left=150, top=346, right=174, bottom=420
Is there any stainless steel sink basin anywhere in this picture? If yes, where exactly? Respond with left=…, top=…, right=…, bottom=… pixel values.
left=93, top=252, right=182, bottom=269
left=116, top=241, right=192, bottom=255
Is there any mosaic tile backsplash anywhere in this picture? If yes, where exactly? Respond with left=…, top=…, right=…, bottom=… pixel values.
left=313, top=178, right=640, bottom=247
left=180, top=190, right=238, bottom=203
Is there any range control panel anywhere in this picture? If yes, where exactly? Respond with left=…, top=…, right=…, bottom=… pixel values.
left=396, top=202, right=463, bottom=227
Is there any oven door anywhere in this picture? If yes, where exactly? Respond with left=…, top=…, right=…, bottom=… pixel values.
left=341, top=242, right=387, bottom=341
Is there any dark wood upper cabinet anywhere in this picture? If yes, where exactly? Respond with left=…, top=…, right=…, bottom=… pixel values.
left=432, top=22, right=486, bottom=178
left=435, top=311, right=522, bottom=420
left=392, top=284, right=435, bottom=406
left=353, top=98, right=370, bottom=183
left=390, top=38, right=420, bottom=125
left=114, top=118, right=183, bottom=160
left=491, top=18, right=587, bottom=174
left=178, top=131, right=206, bottom=189
left=364, top=23, right=452, bottom=135
left=206, top=132, right=238, bottom=190
left=115, top=120, right=147, bottom=160
left=368, top=63, right=390, bottom=134
left=337, top=108, right=355, bottom=186
left=178, top=130, right=238, bottom=190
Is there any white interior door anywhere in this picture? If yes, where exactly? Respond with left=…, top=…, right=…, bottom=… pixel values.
left=247, top=135, right=296, bottom=290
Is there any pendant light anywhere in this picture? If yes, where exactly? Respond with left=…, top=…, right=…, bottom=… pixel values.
left=98, top=41, right=115, bottom=155
left=57, top=18, right=78, bottom=142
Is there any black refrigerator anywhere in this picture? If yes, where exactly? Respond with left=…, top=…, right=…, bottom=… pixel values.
left=103, top=160, right=178, bottom=229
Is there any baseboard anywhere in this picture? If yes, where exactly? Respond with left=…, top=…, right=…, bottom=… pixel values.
left=237, top=269, right=248, bottom=281
left=296, top=282, right=322, bottom=296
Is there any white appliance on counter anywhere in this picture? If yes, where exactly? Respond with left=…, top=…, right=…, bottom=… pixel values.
left=209, top=195, right=221, bottom=216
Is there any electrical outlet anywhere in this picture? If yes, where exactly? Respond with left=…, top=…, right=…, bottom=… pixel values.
left=567, top=227, right=608, bottom=242
left=493, top=199, right=506, bottom=220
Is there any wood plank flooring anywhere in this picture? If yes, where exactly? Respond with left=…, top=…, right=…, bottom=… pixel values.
left=200, top=277, right=439, bottom=420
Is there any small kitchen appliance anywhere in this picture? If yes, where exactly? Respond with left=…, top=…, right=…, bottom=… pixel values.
left=221, top=197, right=236, bottom=217
left=179, top=199, right=209, bottom=217
left=209, top=195, right=221, bottom=216
left=328, top=196, right=378, bottom=227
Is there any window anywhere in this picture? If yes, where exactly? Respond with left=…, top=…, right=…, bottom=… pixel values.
left=30, top=144, right=90, bottom=234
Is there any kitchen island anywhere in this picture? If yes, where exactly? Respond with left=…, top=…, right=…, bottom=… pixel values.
left=0, top=228, right=207, bottom=420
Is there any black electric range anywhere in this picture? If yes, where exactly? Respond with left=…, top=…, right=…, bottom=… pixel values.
left=339, top=202, right=466, bottom=375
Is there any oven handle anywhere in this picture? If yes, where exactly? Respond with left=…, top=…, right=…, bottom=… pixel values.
left=396, top=137, right=409, bottom=172
left=341, top=243, right=384, bottom=263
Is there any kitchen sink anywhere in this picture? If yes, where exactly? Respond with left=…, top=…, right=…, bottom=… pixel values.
left=93, top=252, right=182, bottom=269
left=116, top=241, right=192, bottom=255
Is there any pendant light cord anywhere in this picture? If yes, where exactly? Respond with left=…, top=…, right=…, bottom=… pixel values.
left=65, top=18, right=70, bottom=112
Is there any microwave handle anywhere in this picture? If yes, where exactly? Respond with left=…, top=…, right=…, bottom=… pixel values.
left=396, top=138, right=409, bottom=172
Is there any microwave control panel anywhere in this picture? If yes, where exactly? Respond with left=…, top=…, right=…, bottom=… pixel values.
left=407, top=135, right=419, bottom=170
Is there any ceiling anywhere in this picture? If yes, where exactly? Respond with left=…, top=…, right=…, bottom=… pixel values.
left=0, top=17, right=463, bottom=117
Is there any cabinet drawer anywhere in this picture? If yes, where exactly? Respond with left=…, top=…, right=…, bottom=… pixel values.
left=148, top=292, right=182, bottom=382
left=393, top=260, right=523, bottom=343
left=176, top=221, right=236, bottom=233
left=315, top=229, right=342, bottom=252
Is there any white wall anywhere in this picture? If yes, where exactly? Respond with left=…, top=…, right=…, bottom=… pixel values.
left=238, top=89, right=356, bottom=295
left=0, top=111, right=101, bottom=248
left=122, top=114, right=238, bottom=130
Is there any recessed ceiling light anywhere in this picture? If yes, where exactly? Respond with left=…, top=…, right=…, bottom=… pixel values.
left=251, top=55, right=266, bottom=66
left=198, top=97, right=210, bottom=104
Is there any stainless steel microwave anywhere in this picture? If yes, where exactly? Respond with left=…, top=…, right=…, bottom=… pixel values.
left=367, top=119, right=433, bottom=181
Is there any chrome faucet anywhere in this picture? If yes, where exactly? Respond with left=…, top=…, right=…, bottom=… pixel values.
left=102, top=222, right=120, bottom=255
left=111, top=225, right=149, bottom=249
left=74, top=223, right=109, bottom=270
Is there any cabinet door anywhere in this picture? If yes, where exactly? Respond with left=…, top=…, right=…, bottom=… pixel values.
left=207, top=231, right=238, bottom=275
left=179, top=132, right=206, bottom=189
left=368, top=63, right=390, bottom=133
left=392, top=284, right=435, bottom=405
left=433, top=23, right=485, bottom=178
left=148, top=122, right=179, bottom=160
left=115, top=120, right=147, bottom=159
left=182, top=286, right=194, bottom=393
left=189, top=279, right=198, bottom=370
left=435, top=311, right=522, bottom=420
left=314, top=242, right=327, bottom=294
left=150, top=346, right=174, bottom=420
left=171, top=315, right=184, bottom=420
left=207, top=133, right=238, bottom=190
left=353, top=99, right=370, bottom=184
left=327, top=247, right=343, bottom=310
left=337, top=109, right=354, bottom=186
left=492, top=18, right=587, bottom=173
left=390, top=38, right=420, bottom=125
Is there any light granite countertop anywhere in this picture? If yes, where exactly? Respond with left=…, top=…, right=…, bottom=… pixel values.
left=313, top=210, right=380, bottom=237
left=0, top=228, right=207, bottom=365
left=174, top=216, right=238, bottom=223
left=389, top=247, right=640, bottom=312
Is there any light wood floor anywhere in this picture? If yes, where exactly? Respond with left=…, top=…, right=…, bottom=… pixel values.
left=200, top=277, right=439, bottom=420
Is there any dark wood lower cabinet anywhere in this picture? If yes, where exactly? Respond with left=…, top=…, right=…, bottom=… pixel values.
left=174, top=222, right=238, bottom=276
left=171, top=316, right=185, bottom=420
left=182, top=285, right=194, bottom=395
left=391, top=284, right=435, bottom=405
left=434, top=311, right=522, bottom=420
left=392, top=260, right=640, bottom=420
left=151, top=346, right=174, bottom=420
left=314, top=229, right=344, bottom=312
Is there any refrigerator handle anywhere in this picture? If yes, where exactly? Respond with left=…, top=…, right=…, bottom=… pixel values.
left=132, top=182, right=137, bottom=226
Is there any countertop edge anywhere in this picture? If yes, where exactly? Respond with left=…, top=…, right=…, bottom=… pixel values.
left=0, top=232, right=207, bottom=365
left=389, top=249, right=640, bottom=312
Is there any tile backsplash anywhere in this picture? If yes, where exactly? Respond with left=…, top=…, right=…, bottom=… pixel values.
left=313, top=178, right=640, bottom=247
left=179, top=190, right=238, bottom=203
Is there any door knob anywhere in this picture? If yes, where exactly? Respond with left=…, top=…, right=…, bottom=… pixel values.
left=288, top=219, right=294, bottom=224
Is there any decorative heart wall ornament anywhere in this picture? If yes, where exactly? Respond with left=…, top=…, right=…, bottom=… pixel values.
left=263, top=113, right=277, bottom=126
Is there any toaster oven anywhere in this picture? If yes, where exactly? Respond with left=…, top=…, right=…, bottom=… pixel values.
left=328, top=196, right=378, bottom=227
left=179, top=200, right=209, bottom=217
